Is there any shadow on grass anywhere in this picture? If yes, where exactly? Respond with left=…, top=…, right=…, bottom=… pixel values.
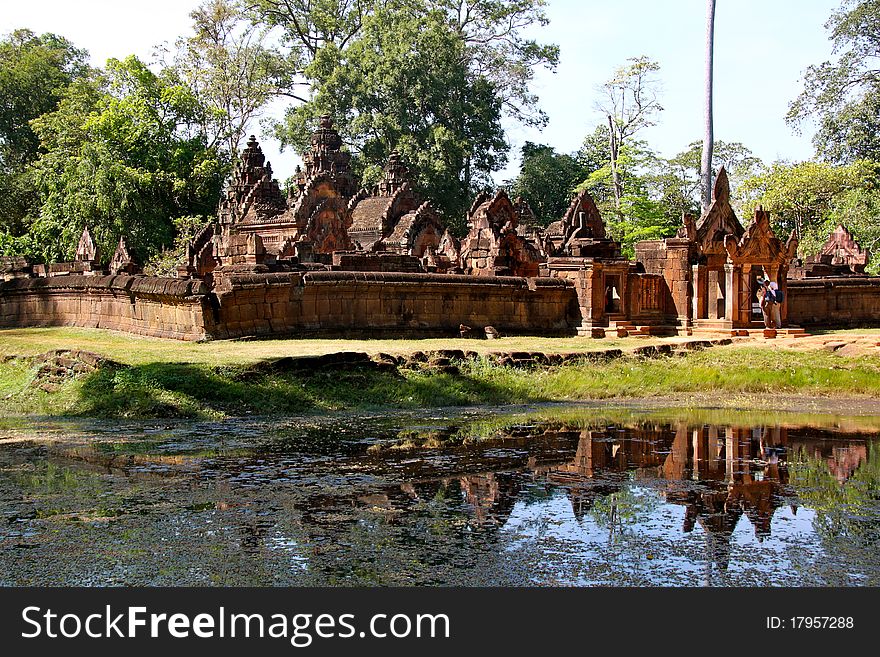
left=72, top=360, right=547, bottom=419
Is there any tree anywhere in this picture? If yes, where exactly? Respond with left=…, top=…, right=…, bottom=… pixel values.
left=788, top=0, right=880, bottom=162
left=667, top=139, right=763, bottom=212
left=170, top=0, right=298, bottom=155
left=701, top=0, right=717, bottom=211
left=273, top=3, right=507, bottom=232
left=576, top=139, right=679, bottom=257
left=438, top=0, right=559, bottom=127
left=0, top=29, right=90, bottom=234
left=19, top=56, right=227, bottom=264
left=738, top=160, right=878, bottom=260
left=508, top=142, right=586, bottom=225
left=595, top=56, right=664, bottom=209
left=250, top=0, right=559, bottom=128
left=248, top=0, right=372, bottom=68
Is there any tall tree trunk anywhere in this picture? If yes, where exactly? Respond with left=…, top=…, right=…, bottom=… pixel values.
left=700, top=0, right=717, bottom=212
left=608, top=114, right=622, bottom=209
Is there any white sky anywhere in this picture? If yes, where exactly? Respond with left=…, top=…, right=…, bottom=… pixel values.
left=1, top=0, right=841, bottom=183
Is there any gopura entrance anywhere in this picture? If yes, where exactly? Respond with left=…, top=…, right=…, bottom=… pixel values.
left=686, top=170, right=798, bottom=330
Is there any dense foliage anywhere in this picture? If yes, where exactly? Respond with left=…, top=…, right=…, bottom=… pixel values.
left=274, top=3, right=507, bottom=231
left=788, top=0, right=880, bottom=163
left=21, top=57, right=226, bottom=263
left=1, top=0, right=879, bottom=269
left=0, top=30, right=90, bottom=237
left=264, top=0, right=555, bottom=232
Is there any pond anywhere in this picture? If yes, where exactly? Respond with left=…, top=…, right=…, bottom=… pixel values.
left=1, top=405, right=878, bottom=586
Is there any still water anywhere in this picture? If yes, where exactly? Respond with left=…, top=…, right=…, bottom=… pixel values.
left=1, top=406, right=878, bottom=586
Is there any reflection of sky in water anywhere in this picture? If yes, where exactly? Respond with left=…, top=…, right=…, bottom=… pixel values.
left=1, top=410, right=877, bottom=586
left=499, top=488, right=824, bottom=586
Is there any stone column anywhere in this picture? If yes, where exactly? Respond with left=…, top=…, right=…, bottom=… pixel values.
left=692, top=264, right=706, bottom=321
left=723, top=263, right=737, bottom=324
left=665, top=238, right=693, bottom=330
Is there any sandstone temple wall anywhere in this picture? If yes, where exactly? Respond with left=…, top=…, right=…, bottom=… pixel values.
left=0, top=275, right=214, bottom=341
left=787, top=277, right=880, bottom=327
left=0, top=271, right=581, bottom=340
left=209, top=271, right=579, bottom=339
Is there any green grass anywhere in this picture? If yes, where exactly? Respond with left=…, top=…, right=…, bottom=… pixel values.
left=0, top=327, right=644, bottom=366
left=1, top=340, right=879, bottom=419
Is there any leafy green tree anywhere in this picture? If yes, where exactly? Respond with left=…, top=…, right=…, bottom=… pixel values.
left=665, top=140, right=763, bottom=213
left=439, top=0, right=559, bottom=127
left=572, top=128, right=757, bottom=257
left=577, top=140, right=678, bottom=257
left=21, top=56, right=227, bottom=263
left=508, top=142, right=587, bottom=226
left=738, top=159, right=879, bottom=266
left=169, top=0, right=298, bottom=155
left=788, top=0, right=880, bottom=162
left=595, top=56, right=664, bottom=208
left=275, top=4, right=506, bottom=232
left=251, top=0, right=558, bottom=127
left=253, top=1, right=556, bottom=230
left=0, top=29, right=90, bottom=234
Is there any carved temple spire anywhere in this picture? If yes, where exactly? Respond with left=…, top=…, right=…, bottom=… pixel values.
left=75, top=226, right=98, bottom=263
left=378, top=150, right=410, bottom=197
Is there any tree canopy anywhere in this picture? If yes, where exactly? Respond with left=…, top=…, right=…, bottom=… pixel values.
left=788, top=0, right=880, bottom=162
left=270, top=1, right=510, bottom=232
left=169, top=0, right=298, bottom=155
left=19, top=56, right=227, bottom=263
left=508, top=142, right=586, bottom=226
left=738, top=159, right=880, bottom=271
left=0, top=29, right=90, bottom=235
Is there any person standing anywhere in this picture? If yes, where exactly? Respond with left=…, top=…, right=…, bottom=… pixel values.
left=768, top=281, right=783, bottom=328
left=756, top=277, right=773, bottom=328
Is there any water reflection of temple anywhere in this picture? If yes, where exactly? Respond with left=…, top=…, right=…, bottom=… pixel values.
left=32, top=421, right=875, bottom=582
left=457, top=424, right=872, bottom=544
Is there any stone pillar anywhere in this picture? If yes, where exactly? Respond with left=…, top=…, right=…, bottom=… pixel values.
left=665, top=239, right=693, bottom=330
left=548, top=259, right=603, bottom=336
left=724, top=263, right=737, bottom=325
left=707, top=269, right=720, bottom=319
left=692, top=264, right=707, bottom=320
left=725, top=427, right=735, bottom=484
left=741, top=264, right=752, bottom=326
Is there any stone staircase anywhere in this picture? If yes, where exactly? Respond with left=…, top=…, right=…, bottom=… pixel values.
left=605, top=315, right=666, bottom=338
left=692, top=322, right=809, bottom=339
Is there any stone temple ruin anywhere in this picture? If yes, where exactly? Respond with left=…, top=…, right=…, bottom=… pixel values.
left=2, top=117, right=880, bottom=340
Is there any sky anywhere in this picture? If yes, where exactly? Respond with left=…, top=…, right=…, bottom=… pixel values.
left=1, top=0, right=843, bottom=184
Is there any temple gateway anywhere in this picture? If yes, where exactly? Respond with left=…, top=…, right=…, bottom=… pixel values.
left=2, top=117, right=879, bottom=340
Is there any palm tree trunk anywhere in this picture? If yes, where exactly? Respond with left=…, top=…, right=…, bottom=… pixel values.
left=608, top=115, right=622, bottom=209
left=700, top=0, right=717, bottom=212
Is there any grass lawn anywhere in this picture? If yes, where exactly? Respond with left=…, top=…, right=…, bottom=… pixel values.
left=0, top=327, right=651, bottom=366
left=2, top=327, right=880, bottom=419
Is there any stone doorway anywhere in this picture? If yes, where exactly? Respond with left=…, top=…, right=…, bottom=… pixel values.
left=604, top=275, right=622, bottom=313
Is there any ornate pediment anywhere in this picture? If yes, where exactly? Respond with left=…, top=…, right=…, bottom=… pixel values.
left=75, top=226, right=98, bottom=262
left=724, top=206, right=796, bottom=264
left=562, top=189, right=606, bottom=240
left=694, top=168, right=744, bottom=253
left=818, top=224, right=869, bottom=269
left=468, top=189, right=517, bottom=234
left=109, top=237, right=135, bottom=274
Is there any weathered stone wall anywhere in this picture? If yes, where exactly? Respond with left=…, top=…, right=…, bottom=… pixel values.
left=787, top=277, right=880, bottom=327
left=210, top=271, right=578, bottom=339
left=0, top=275, right=214, bottom=340
left=628, top=273, right=674, bottom=323
left=635, top=239, right=693, bottom=325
